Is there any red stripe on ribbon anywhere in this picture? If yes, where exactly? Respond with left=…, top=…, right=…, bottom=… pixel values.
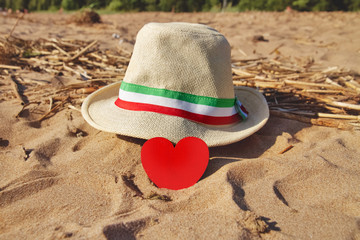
left=240, top=105, right=249, bottom=115
left=115, top=98, right=241, bottom=125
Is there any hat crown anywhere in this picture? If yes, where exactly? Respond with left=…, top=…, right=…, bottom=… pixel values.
left=123, top=22, right=234, bottom=99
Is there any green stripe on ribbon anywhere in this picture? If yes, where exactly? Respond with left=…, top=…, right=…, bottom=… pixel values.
left=120, top=82, right=235, bottom=107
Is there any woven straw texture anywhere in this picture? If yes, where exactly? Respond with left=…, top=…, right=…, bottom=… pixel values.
left=81, top=22, right=269, bottom=147
left=125, top=22, right=234, bottom=99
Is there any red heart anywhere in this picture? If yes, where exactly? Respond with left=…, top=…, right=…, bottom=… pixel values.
left=141, top=137, right=209, bottom=190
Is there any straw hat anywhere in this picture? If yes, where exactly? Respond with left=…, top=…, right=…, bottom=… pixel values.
left=81, top=22, right=269, bottom=147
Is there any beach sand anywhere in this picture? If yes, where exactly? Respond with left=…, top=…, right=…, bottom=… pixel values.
left=1, top=12, right=360, bottom=239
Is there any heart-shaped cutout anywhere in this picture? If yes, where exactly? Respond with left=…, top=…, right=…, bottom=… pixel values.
left=141, top=137, right=209, bottom=190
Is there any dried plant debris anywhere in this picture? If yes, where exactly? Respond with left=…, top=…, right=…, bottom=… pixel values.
left=22, top=146, right=33, bottom=161
left=69, top=10, right=102, bottom=25
left=67, top=126, right=88, bottom=138
left=0, top=35, right=129, bottom=77
left=0, top=41, right=19, bottom=65
left=0, top=34, right=130, bottom=123
left=145, top=192, right=172, bottom=202
left=278, top=145, right=294, bottom=154
left=252, top=35, right=269, bottom=42
left=232, top=56, right=360, bottom=130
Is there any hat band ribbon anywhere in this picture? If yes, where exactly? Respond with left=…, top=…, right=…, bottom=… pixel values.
left=115, top=82, right=248, bottom=125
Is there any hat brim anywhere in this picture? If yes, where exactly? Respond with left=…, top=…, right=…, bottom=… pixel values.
left=81, top=82, right=269, bottom=147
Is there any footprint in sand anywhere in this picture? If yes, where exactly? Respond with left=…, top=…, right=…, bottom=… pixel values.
left=227, top=172, right=250, bottom=211
left=273, top=163, right=360, bottom=219
left=103, top=220, right=146, bottom=240
left=226, top=161, right=268, bottom=211
left=67, top=126, right=89, bottom=152
left=0, top=169, right=59, bottom=207
left=72, top=139, right=87, bottom=152
left=33, top=138, right=61, bottom=167
left=271, top=170, right=313, bottom=209
left=273, top=181, right=289, bottom=207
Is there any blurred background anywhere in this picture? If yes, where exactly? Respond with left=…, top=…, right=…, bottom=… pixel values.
left=1, top=0, right=359, bottom=13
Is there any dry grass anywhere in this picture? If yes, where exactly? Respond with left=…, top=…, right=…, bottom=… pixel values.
left=0, top=39, right=20, bottom=65
left=232, top=55, right=360, bottom=130
left=0, top=33, right=132, bottom=122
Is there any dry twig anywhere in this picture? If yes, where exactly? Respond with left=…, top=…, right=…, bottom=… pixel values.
left=35, top=97, right=69, bottom=122
left=279, top=145, right=294, bottom=154
left=0, top=64, right=21, bottom=70
left=67, top=40, right=98, bottom=62
left=8, top=14, right=24, bottom=39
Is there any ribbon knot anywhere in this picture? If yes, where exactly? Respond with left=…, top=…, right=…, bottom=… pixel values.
left=235, top=97, right=249, bottom=121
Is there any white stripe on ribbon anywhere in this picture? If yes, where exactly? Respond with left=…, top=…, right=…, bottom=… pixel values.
left=119, top=89, right=237, bottom=117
